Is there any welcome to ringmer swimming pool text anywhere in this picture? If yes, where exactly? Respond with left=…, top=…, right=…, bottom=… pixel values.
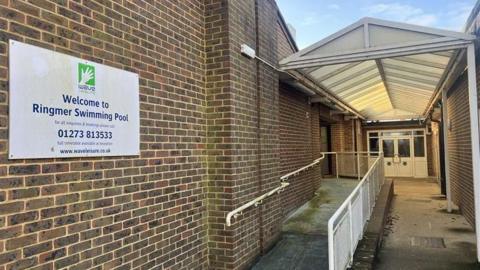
left=32, top=94, right=129, bottom=122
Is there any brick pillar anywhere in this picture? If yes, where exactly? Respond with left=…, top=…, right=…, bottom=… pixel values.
left=205, top=1, right=237, bottom=269
left=311, top=104, right=321, bottom=190
left=205, top=0, right=280, bottom=268
left=255, top=0, right=282, bottom=254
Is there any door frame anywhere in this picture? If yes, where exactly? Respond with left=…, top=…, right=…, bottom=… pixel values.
left=367, top=128, right=428, bottom=178
left=320, top=125, right=332, bottom=175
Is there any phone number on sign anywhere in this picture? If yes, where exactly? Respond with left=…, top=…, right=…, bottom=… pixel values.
left=58, top=129, right=113, bottom=139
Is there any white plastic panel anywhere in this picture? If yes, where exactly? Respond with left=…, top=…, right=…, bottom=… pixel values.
left=322, top=61, right=377, bottom=86
left=309, top=63, right=353, bottom=80
left=310, top=26, right=365, bottom=56
left=369, top=24, right=440, bottom=47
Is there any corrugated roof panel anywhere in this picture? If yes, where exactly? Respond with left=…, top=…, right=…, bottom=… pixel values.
left=343, top=84, right=386, bottom=102
left=388, top=83, right=435, bottom=94
left=279, top=18, right=473, bottom=120
left=325, top=67, right=380, bottom=90
left=383, top=68, right=442, bottom=84
left=388, top=87, right=433, bottom=98
left=384, top=71, right=439, bottom=87
left=388, top=77, right=437, bottom=91
left=320, top=61, right=377, bottom=85
left=382, top=62, right=443, bottom=79
left=333, top=76, right=383, bottom=95
left=403, top=52, right=451, bottom=66
left=382, top=58, right=445, bottom=73
left=308, top=63, right=352, bottom=80
left=351, top=92, right=392, bottom=109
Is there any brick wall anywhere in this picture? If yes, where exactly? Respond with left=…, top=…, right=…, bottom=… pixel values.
left=206, top=0, right=287, bottom=269
left=256, top=0, right=284, bottom=254
left=311, top=104, right=321, bottom=190
left=277, top=15, right=296, bottom=60
left=0, top=0, right=329, bottom=269
left=446, top=70, right=475, bottom=227
left=0, top=1, right=208, bottom=270
left=279, top=85, right=319, bottom=216
left=331, top=119, right=356, bottom=152
left=426, top=134, right=434, bottom=176
left=430, top=122, right=441, bottom=178
left=205, top=1, right=244, bottom=269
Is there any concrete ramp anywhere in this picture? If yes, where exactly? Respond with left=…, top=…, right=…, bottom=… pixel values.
left=251, top=178, right=358, bottom=270
left=251, top=234, right=328, bottom=270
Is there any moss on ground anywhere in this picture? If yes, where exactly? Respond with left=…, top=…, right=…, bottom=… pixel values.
left=282, top=189, right=331, bottom=234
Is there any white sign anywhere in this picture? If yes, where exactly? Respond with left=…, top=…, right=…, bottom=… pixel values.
left=9, top=40, right=140, bottom=159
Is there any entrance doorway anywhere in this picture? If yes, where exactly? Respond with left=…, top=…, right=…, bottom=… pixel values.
left=368, top=129, right=428, bottom=178
left=382, top=136, right=412, bottom=177
left=320, top=125, right=332, bottom=175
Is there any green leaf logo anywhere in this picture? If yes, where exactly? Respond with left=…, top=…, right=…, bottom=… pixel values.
left=78, top=63, right=95, bottom=86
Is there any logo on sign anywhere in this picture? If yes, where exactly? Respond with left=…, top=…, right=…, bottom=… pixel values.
left=78, top=63, right=95, bottom=93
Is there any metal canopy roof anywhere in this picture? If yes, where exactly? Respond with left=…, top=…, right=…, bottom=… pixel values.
left=280, top=17, right=476, bottom=120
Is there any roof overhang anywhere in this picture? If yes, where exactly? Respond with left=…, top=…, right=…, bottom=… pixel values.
left=280, top=17, right=476, bottom=121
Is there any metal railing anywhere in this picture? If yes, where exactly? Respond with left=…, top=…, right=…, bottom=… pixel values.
left=321, top=151, right=372, bottom=180
left=328, top=153, right=385, bottom=270
left=226, top=154, right=325, bottom=227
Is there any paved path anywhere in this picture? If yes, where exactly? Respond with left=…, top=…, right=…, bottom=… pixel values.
left=251, top=178, right=357, bottom=270
left=375, top=178, right=478, bottom=270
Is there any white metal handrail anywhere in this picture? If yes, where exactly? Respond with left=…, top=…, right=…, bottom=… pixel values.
left=280, top=155, right=325, bottom=181
left=321, top=151, right=379, bottom=180
left=226, top=154, right=325, bottom=227
left=328, top=153, right=385, bottom=270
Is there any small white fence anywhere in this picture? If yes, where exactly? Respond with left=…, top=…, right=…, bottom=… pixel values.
left=327, top=153, right=385, bottom=270
left=321, top=152, right=371, bottom=180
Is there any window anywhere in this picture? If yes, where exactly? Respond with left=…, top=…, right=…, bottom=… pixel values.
left=414, top=137, right=425, bottom=157
left=382, top=131, right=410, bottom=136
left=369, top=138, right=379, bottom=156
left=382, top=140, right=394, bottom=157
left=413, top=130, right=424, bottom=135
left=398, top=139, right=410, bottom=157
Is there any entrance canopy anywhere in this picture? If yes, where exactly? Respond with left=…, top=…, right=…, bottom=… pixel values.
left=280, top=17, right=476, bottom=120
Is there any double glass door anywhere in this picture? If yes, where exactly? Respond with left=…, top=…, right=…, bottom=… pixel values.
left=382, top=136, right=413, bottom=177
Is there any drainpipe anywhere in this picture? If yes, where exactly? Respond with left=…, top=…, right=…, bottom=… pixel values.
left=467, top=43, right=480, bottom=262
left=254, top=0, right=265, bottom=252
left=441, top=90, right=452, bottom=213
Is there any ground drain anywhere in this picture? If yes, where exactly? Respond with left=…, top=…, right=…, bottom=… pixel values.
left=410, top=236, right=446, bottom=248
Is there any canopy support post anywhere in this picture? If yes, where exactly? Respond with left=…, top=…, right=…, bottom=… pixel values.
left=467, top=43, right=480, bottom=262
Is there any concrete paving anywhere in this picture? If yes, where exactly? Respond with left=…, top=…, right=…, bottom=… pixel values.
left=375, top=178, right=478, bottom=270
left=251, top=178, right=358, bottom=270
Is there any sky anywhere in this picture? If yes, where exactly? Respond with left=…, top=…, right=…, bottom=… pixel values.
left=276, top=0, right=477, bottom=49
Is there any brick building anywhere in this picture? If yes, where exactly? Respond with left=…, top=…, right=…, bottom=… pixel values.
left=0, top=1, right=360, bottom=269
left=1, top=0, right=480, bottom=270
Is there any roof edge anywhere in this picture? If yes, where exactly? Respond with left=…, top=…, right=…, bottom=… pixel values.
left=275, top=4, right=298, bottom=52
left=280, top=17, right=476, bottom=65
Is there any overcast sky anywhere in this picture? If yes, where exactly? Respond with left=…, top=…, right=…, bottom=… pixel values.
left=276, top=0, right=477, bottom=49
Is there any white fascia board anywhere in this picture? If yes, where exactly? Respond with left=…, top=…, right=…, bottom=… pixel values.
left=364, top=17, right=476, bottom=41
left=281, top=40, right=470, bottom=70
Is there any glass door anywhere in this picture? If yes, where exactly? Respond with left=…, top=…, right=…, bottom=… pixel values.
left=396, top=137, right=413, bottom=177
left=381, top=137, right=413, bottom=177
left=382, top=139, right=395, bottom=177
